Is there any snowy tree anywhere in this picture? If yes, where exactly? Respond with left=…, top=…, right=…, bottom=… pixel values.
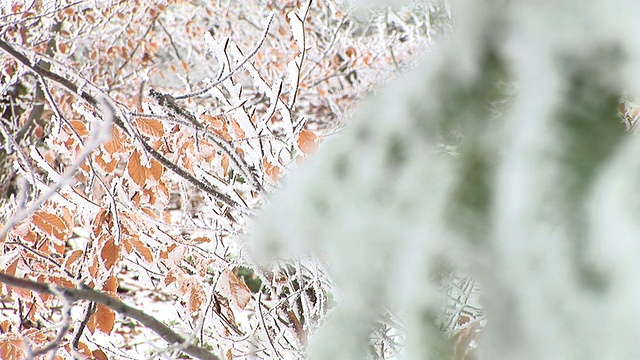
left=0, top=0, right=445, bottom=359
left=251, top=0, right=640, bottom=359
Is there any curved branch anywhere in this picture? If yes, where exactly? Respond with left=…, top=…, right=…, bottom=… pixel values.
left=0, top=38, right=249, bottom=212
left=0, top=271, right=220, bottom=360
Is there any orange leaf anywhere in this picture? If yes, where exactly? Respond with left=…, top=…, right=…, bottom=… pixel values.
left=297, top=130, right=318, bottom=155
left=32, top=212, right=67, bottom=240
left=230, top=117, right=245, bottom=138
left=189, top=286, right=206, bottom=313
left=127, top=150, right=147, bottom=187
left=131, top=237, right=153, bottom=263
left=6, top=259, right=18, bottom=276
left=0, top=320, right=11, bottom=333
left=59, top=42, right=69, bottom=54
left=70, top=120, right=89, bottom=137
left=192, top=237, right=211, bottom=243
left=164, top=271, right=176, bottom=286
left=88, top=304, right=115, bottom=334
left=65, top=249, right=84, bottom=270
left=103, top=276, right=118, bottom=294
left=160, top=243, right=177, bottom=259
left=345, top=46, right=357, bottom=58
left=221, top=154, right=230, bottom=176
left=100, top=238, right=120, bottom=270
left=142, top=207, right=158, bottom=219
left=0, top=339, right=25, bottom=360
left=148, top=158, right=163, bottom=181
left=262, top=158, right=282, bottom=182
left=137, top=118, right=165, bottom=137
left=64, top=342, right=91, bottom=358
left=95, top=154, right=118, bottom=173
left=93, top=349, right=109, bottom=360
left=104, top=126, right=125, bottom=154
left=222, top=269, right=251, bottom=310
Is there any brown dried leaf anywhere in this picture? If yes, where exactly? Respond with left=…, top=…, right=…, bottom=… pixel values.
left=32, top=211, right=67, bottom=240
left=222, top=269, right=251, bottom=310
left=70, top=120, right=89, bottom=137
left=148, top=158, right=163, bottom=181
left=104, top=126, right=125, bottom=154
left=88, top=304, right=115, bottom=334
left=230, top=117, right=245, bottom=138
left=92, top=349, right=109, bottom=360
left=64, top=250, right=83, bottom=270
left=100, top=238, right=120, bottom=270
left=263, top=158, right=282, bottom=182
left=189, top=286, right=206, bottom=313
left=345, top=46, right=357, bottom=58
left=164, top=271, right=176, bottom=286
left=297, top=130, right=318, bottom=155
left=138, top=118, right=165, bottom=137
left=95, top=154, right=117, bottom=173
left=104, top=276, right=118, bottom=294
left=131, top=237, right=153, bottom=263
left=0, top=339, right=25, bottom=360
left=127, top=150, right=146, bottom=187
left=221, top=154, right=230, bottom=176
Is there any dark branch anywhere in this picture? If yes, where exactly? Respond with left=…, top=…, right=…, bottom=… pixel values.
left=0, top=272, right=220, bottom=360
left=0, top=38, right=247, bottom=211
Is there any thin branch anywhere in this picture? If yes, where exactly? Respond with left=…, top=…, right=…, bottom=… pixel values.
left=174, top=12, right=275, bottom=100
left=0, top=95, right=112, bottom=241
left=0, top=271, right=221, bottom=360
left=133, top=99, right=263, bottom=192
left=30, top=286, right=73, bottom=358
left=0, top=38, right=250, bottom=212
left=72, top=301, right=95, bottom=351
left=258, top=291, right=281, bottom=358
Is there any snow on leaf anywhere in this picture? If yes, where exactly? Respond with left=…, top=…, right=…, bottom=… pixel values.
left=95, top=154, right=117, bottom=172
left=100, top=238, right=120, bottom=271
left=189, top=285, right=206, bottom=314
left=263, top=158, right=282, bottom=182
left=297, top=129, right=318, bottom=155
left=127, top=150, right=147, bottom=188
left=64, top=249, right=84, bottom=270
left=87, top=304, right=115, bottom=334
left=220, top=269, right=251, bottom=310
left=137, top=117, right=165, bottom=137
left=131, top=237, right=154, bottom=263
left=104, top=126, right=126, bottom=154
left=230, top=116, right=246, bottom=139
left=32, top=211, right=68, bottom=240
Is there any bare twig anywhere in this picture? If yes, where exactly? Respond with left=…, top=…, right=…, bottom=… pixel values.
left=174, top=13, right=275, bottom=100
left=71, top=301, right=95, bottom=351
left=0, top=94, right=112, bottom=241
left=30, top=286, right=73, bottom=358
left=0, top=271, right=221, bottom=360
left=0, top=38, right=249, bottom=212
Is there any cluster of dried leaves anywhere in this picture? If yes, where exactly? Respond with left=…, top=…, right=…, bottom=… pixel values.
left=0, top=0, right=444, bottom=359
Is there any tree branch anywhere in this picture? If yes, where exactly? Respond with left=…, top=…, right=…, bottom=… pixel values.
left=0, top=271, right=220, bottom=360
left=0, top=38, right=248, bottom=211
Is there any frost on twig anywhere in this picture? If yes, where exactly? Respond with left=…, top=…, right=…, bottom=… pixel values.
left=0, top=1, right=442, bottom=358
